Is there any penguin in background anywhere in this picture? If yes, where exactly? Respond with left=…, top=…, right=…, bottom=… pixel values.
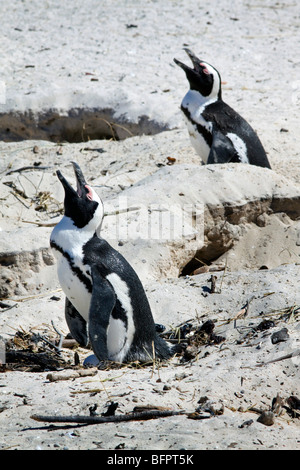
left=174, top=48, right=271, bottom=168
left=50, top=162, right=173, bottom=365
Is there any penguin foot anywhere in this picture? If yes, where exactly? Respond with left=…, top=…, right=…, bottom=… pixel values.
left=97, top=360, right=122, bottom=370
left=155, top=323, right=166, bottom=333
left=171, top=342, right=186, bottom=356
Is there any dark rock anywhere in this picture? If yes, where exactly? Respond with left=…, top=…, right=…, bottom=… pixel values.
left=271, top=328, right=289, bottom=344
left=257, top=411, right=275, bottom=426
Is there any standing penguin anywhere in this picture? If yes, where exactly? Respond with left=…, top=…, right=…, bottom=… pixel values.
left=50, top=162, right=172, bottom=364
left=174, top=48, right=271, bottom=168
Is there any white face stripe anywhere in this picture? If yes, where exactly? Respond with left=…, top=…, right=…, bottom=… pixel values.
left=89, top=186, right=102, bottom=205
left=227, top=133, right=249, bottom=163
left=202, top=62, right=221, bottom=100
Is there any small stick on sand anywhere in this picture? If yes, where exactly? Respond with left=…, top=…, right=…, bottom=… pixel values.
left=46, top=368, right=98, bottom=382
left=31, top=409, right=184, bottom=425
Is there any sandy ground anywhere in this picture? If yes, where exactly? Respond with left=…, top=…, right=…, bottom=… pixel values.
left=0, top=0, right=299, bottom=451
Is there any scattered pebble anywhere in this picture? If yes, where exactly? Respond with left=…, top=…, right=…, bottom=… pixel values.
left=197, top=396, right=224, bottom=416
left=256, top=319, right=275, bottom=331
left=257, top=411, right=275, bottom=426
left=239, top=419, right=254, bottom=429
left=287, top=396, right=300, bottom=411
left=271, top=328, right=289, bottom=344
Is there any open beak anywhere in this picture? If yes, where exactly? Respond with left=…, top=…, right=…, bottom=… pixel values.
left=56, top=162, right=87, bottom=198
left=183, top=48, right=201, bottom=69
left=174, top=48, right=201, bottom=72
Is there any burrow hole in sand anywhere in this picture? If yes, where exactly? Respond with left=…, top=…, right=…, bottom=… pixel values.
left=0, top=108, right=169, bottom=143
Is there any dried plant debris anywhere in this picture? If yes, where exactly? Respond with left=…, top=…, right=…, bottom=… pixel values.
left=2, top=302, right=298, bottom=373
left=255, top=393, right=300, bottom=426
left=196, top=396, right=224, bottom=416
left=164, top=319, right=224, bottom=345
left=162, top=302, right=300, bottom=366
left=286, top=395, right=300, bottom=411
left=102, top=401, right=119, bottom=417
left=276, top=305, right=300, bottom=322
left=162, top=319, right=225, bottom=363
left=237, top=393, right=300, bottom=427
left=3, top=179, right=63, bottom=219
left=285, top=396, right=300, bottom=419
left=31, top=392, right=299, bottom=429
left=232, top=303, right=299, bottom=346
left=32, top=190, right=62, bottom=215
left=3, top=326, right=73, bottom=372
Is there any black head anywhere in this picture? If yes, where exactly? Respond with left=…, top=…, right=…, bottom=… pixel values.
left=174, top=48, right=222, bottom=100
left=57, top=162, right=103, bottom=229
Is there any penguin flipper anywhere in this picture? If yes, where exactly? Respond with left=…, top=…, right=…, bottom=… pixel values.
left=207, top=130, right=238, bottom=164
left=89, top=265, right=116, bottom=361
left=65, top=297, right=89, bottom=347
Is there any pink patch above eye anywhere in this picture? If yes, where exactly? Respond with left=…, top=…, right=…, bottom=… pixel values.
left=200, top=62, right=210, bottom=75
left=85, top=185, right=93, bottom=201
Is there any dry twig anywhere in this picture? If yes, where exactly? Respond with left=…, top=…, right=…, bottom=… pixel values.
left=31, top=409, right=184, bottom=425
left=255, top=349, right=300, bottom=367
left=6, top=166, right=50, bottom=175
left=46, top=368, right=98, bottom=382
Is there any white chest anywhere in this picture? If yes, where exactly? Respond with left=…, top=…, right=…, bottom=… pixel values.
left=181, top=90, right=215, bottom=163
left=184, top=116, right=211, bottom=163
left=51, top=216, right=93, bottom=321
left=55, top=250, right=92, bottom=322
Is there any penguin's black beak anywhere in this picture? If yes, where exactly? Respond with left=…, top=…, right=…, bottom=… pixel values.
left=173, top=57, right=190, bottom=72
left=56, top=162, right=101, bottom=227
left=72, top=162, right=88, bottom=198
left=183, top=48, right=201, bottom=69
left=174, top=48, right=201, bottom=73
left=57, top=162, right=88, bottom=199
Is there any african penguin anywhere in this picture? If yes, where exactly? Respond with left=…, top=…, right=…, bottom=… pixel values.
left=174, top=48, right=271, bottom=168
left=50, top=162, right=173, bottom=364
